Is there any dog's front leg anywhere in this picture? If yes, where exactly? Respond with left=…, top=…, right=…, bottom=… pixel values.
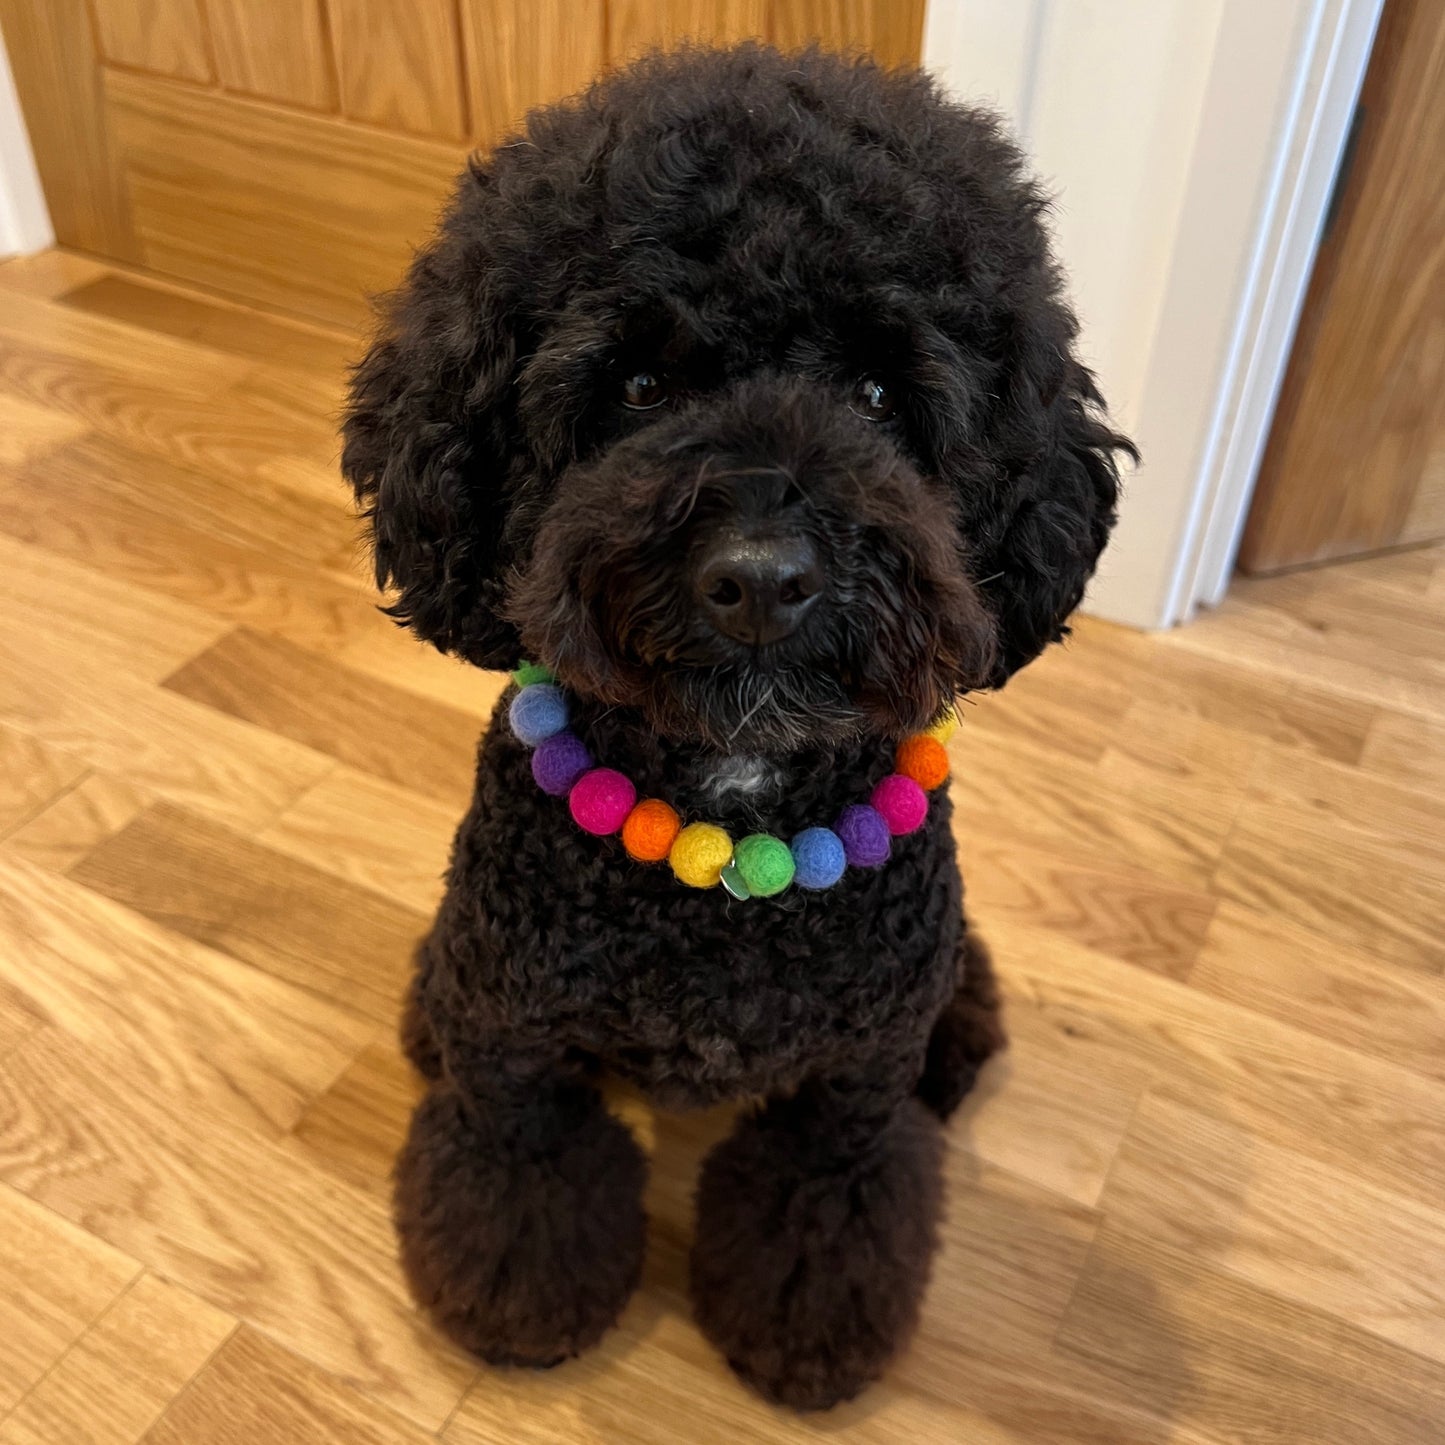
left=393, top=1030, right=647, bottom=1367
left=690, top=1057, right=943, bottom=1409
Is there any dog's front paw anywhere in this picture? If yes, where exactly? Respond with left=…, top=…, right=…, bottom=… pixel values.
left=690, top=1094, right=942, bottom=1409
left=394, top=1084, right=646, bottom=1366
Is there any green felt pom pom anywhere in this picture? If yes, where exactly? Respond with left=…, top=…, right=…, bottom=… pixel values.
left=733, top=833, right=795, bottom=897
left=512, top=661, right=555, bottom=687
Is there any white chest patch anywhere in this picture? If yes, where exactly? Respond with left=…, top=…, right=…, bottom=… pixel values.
left=703, top=754, right=784, bottom=804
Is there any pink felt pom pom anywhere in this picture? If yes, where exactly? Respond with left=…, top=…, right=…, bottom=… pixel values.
left=568, top=768, right=637, bottom=836
left=870, top=773, right=928, bottom=835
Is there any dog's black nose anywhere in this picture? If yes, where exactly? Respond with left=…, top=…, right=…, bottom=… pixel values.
left=693, top=531, right=824, bottom=646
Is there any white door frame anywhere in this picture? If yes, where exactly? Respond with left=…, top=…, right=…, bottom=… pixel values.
left=0, top=26, right=53, bottom=258
left=925, top=0, right=1384, bottom=628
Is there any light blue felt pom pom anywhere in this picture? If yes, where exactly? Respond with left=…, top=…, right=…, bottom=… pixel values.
left=790, top=826, right=848, bottom=890
left=508, top=684, right=569, bottom=745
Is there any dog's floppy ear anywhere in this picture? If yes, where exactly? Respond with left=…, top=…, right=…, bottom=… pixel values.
left=975, top=309, right=1136, bottom=686
left=342, top=164, right=521, bottom=668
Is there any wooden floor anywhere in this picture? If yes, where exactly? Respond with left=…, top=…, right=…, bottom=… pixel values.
left=1, top=248, right=1443, bottom=1445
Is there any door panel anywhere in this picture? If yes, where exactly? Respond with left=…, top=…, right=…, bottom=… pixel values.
left=204, top=0, right=338, bottom=111
left=3, top=0, right=925, bottom=329
left=331, top=0, right=469, bottom=139
left=608, top=0, right=768, bottom=60
left=1240, top=0, right=1445, bottom=573
left=460, top=0, right=606, bottom=146
left=104, top=69, right=460, bottom=326
left=90, top=0, right=213, bottom=83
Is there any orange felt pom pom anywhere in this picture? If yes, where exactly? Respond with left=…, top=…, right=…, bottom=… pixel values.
left=896, top=734, right=950, bottom=790
left=621, top=798, right=681, bottom=862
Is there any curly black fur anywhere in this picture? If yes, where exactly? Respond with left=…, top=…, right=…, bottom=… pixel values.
left=344, top=42, right=1131, bottom=1409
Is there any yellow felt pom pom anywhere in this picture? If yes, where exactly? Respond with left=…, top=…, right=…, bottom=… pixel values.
left=669, top=822, right=733, bottom=888
left=925, top=711, right=958, bottom=745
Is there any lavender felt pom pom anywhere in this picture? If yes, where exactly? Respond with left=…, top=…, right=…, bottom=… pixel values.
left=509, top=684, right=569, bottom=745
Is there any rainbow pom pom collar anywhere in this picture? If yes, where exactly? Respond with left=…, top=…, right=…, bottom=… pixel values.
left=508, top=662, right=955, bottom=901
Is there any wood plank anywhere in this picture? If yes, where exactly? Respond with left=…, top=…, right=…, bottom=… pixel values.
left=1164, top=560, right=1445, bottom=723
left=0, top=392, right=86, bottom=468
left=70, top=802, right=425, bottom=1026
left=0, top=852, right=371, bottom=1134
left=0, top=1272, right=235, bottom=1445
left=331, top=0, right=468, bottom=139
left=768, top=0, right=926, bottom=66
left=0, top=439, right=376, bottom=658
left=1361, top=706, right=1445, bottom=796
left=0, top=286, right=250, bottom=395
left=258, top=764, right=458, bottom=913
left=58, top=272, right=356, bottom=374
left=951, top=716, right=1251, bottom=890
left=460, top=0, right=606, bottom=143
left=0, top=723, right=88, bottom=837
left=1214, top=745, right=1445, bottom=971
left=337, top=624, right=509, bottom=716
left=0, top=1026, right=476, bottom=1431
left=1056, top=1224, right=1445, bottom=1445
left=0, top=533, right=227, bottom=681
left=961, top=834, right=1216, bottom=980
left=203, top=0, right=336, bottom=111
left=996, top=917, right=1445, bottom=1215
left=147, top=1326, right=435, bottom=1445
left=0, top=342, right=342, bottom=507
left=0, top=628, right=333, bottom=832
left=3, top=431, right=352, bottom=574
left=0, top=1, right=137, bottom=258
left=103, top=69, right=462, bottom=326
left=0, top=250, right=113, bottom=300
left=289, top=1036, right=422, bottom=1196
left=164, top=628, right=481, bottom=808
left=2, top=769, right=149, bottom=874
left=0, top=1183, right=140, bottom=1414
left=1190, top=901, right=1445, bottom=1081
left=90, top=0, right=213, bottom=82
left=1102, top=1090, right=1445, bottom=1364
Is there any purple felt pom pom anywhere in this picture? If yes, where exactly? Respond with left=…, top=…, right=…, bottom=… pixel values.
left=835, top=804, right=890, bottom=868
left=532, top=731, right=592, bottom=797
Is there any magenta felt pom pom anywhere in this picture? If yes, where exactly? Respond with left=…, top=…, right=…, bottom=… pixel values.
left=871, top=773, right=928, bottom=835
left=569, top=768, right=636, bottom=835
left=835, top=804, right=890, bottom=868
left=532, top=731, right=592, bottom=796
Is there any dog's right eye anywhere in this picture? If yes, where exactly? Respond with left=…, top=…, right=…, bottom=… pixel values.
left=621, top=371, right=668, bottom=410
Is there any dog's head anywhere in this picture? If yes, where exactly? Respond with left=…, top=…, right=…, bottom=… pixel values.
left=343, top=45, right=1134, bottom=753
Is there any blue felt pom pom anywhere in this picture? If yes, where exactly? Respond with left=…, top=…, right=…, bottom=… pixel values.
left=509, top=684, right=568, bottom=745
left=791, top=826, right=848, bottom=890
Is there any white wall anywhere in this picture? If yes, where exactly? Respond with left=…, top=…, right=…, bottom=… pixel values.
left=923, top=0, right=1345, bottom=628
left=0, top=26, right=53, bottom=258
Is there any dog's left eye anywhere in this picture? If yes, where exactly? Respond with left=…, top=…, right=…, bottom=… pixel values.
left=621, top=371, right=668, bottom=410
left=850, top=377, right=896, bottom=422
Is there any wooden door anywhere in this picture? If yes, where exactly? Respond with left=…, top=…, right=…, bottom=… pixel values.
left=0, top=0, right=923, bottom=331
left=1238, top=0, right=1445, bottom=573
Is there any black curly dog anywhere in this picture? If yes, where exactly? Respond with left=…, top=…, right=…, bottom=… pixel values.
left=343, top=44, right=1132, bottom=1410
